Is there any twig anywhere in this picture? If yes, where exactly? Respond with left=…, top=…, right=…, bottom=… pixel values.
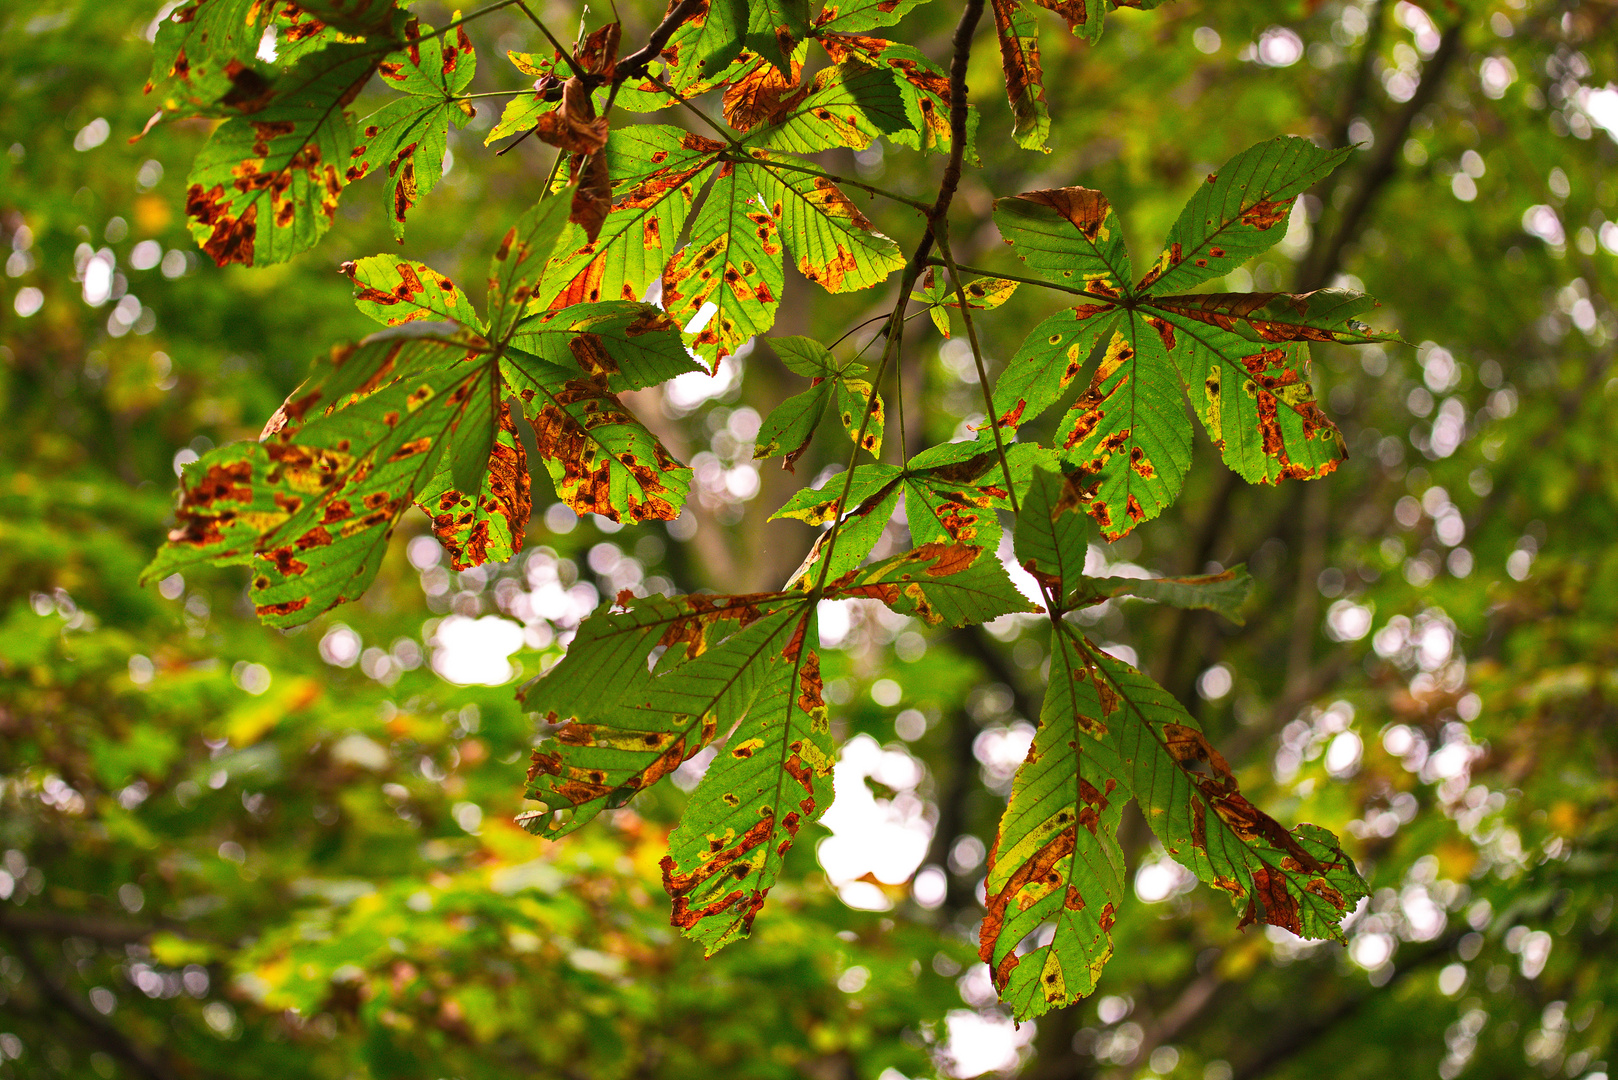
left=515, top=2, right=591, bottom=81
left=614, top=0, right=707, bottom=86
left=931, top=237, right=1020, bottom=513
left=806, top=0, right=989, bottom=594
left=929, top=258, right=1118, bottom=305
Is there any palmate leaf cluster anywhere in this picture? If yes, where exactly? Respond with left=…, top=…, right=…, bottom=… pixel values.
left=142, top=0, right=1392, bottom=1017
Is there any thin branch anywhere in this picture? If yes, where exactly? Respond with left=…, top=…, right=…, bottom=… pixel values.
left=614, top=0, right=707, bottom=86
left=907, top=0, right=989, bottom=277
left=751, top=157, right=934, bottom=214
left=806, top=0, right=988, bottom=593
left=932, top=237, right=1019, bottom=513
left=418, top=0, right=522, bottom=44
left=515, top=2, right=591, bottom=80
left=929, top=258, right=1119, bottom=305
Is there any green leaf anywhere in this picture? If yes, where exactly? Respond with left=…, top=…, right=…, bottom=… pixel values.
left=993, top=187, right=1133, bottom=296
left=1137, top=136, right=1352, bottom=294
left=1074, top=641, right=1368, bottom=946
left=536, top=126, right=721, bottom=310
left=486, top=196, right=574, bottom=339
left=984, top=306, right=1118, bottom=434
left=989, top=0, right=1050, bottom=152
left=755, top=154, right=905, bottom=293
left=754, top=336, right=883, bottom=466
left=1072, top=566, right=1253, bottom=624
left=415, top=400, right=531, bottom=570
left=511, top=302, right=700, bottom=392
left=770, top=463, right=903, bottom=525
left=665, top=605, right=833, bottom=952
left=184, top=43, right=380, bottom=266
left=1153, top=322, right=1346, bottom=486
left=343, top=255, right=483, bottom=328
left=1058, top=313, right=1193, bottom=539
left=350, top=22, right=477, bottom=241
left=744, top=0, right=812, bottom=77
left=980, top=622, right=1126, bottom=1017
left=145, top=325, right=508, bottom=625
left=521, top=592, right=803, bottom=839
left=503, top=347, right=692, bottom=522
left=1012, top=466, right=1093, bottom=598
left=752, top=62, right=911, bottom=154
left=754, top=382, right=833, bottom=466
left=661, top=159, right=785, bottom=370
left=828, top=543, right=1039, bottom=627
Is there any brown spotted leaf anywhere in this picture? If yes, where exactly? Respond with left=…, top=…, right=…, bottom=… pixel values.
left=1072, top=640, right=1368, bottom=954
left=661, top=158, right=784, bottom=370
left=984, top=305, right=1120, bottom=437
left=343, top=254, right=483, bottom=327
left=743, top=0, right=812, bottom=77
left=994, top=186, right=1133, bottom=298
left=143, top=325, right=508, bottom=626
left=755, top=152, right=904, bottom=294
left=1072, top=565, right=1253, bottom=625
left=902, top=440, right=1056, bottom=551
left=288, top=0, right=398, bottom=35
left=825, top=543, right=1039, bottom=627
left=980, top=623, right=1127, bottom=1018
left=486, top=196, right=575, bottom=339
left=520, top=592, right=809, bottom=842
left=511, top=301, right=702, bottom=391
left=1155, top=323, right=1347, bottom=486
left=915, top=268, right=1019, bottom=338
left=1138, top=136, right=1352, bottom=294
left=502, top=347, right=692, bottom=522
left=1057, top=312, right=1192, bottom=540
left=347, top=21, right=477, bottom=242
left=184, top=42, right=381, bottom=266
left=535, top=125, right=722, bottom=311
left=816, top=32, right=957, bottom=155
left=145, top=0, right=276, bottom=118
left=415, top=400, right=531, bottom=570
left=664, top=605, right=834, bottom=952
left=751, top=62, right=911, bottom=154
left=1141, top=289, right=1400, bottom=347
left=721, top=49, right=803, bottom=130
left=812, top=0, right=929, bottom=32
